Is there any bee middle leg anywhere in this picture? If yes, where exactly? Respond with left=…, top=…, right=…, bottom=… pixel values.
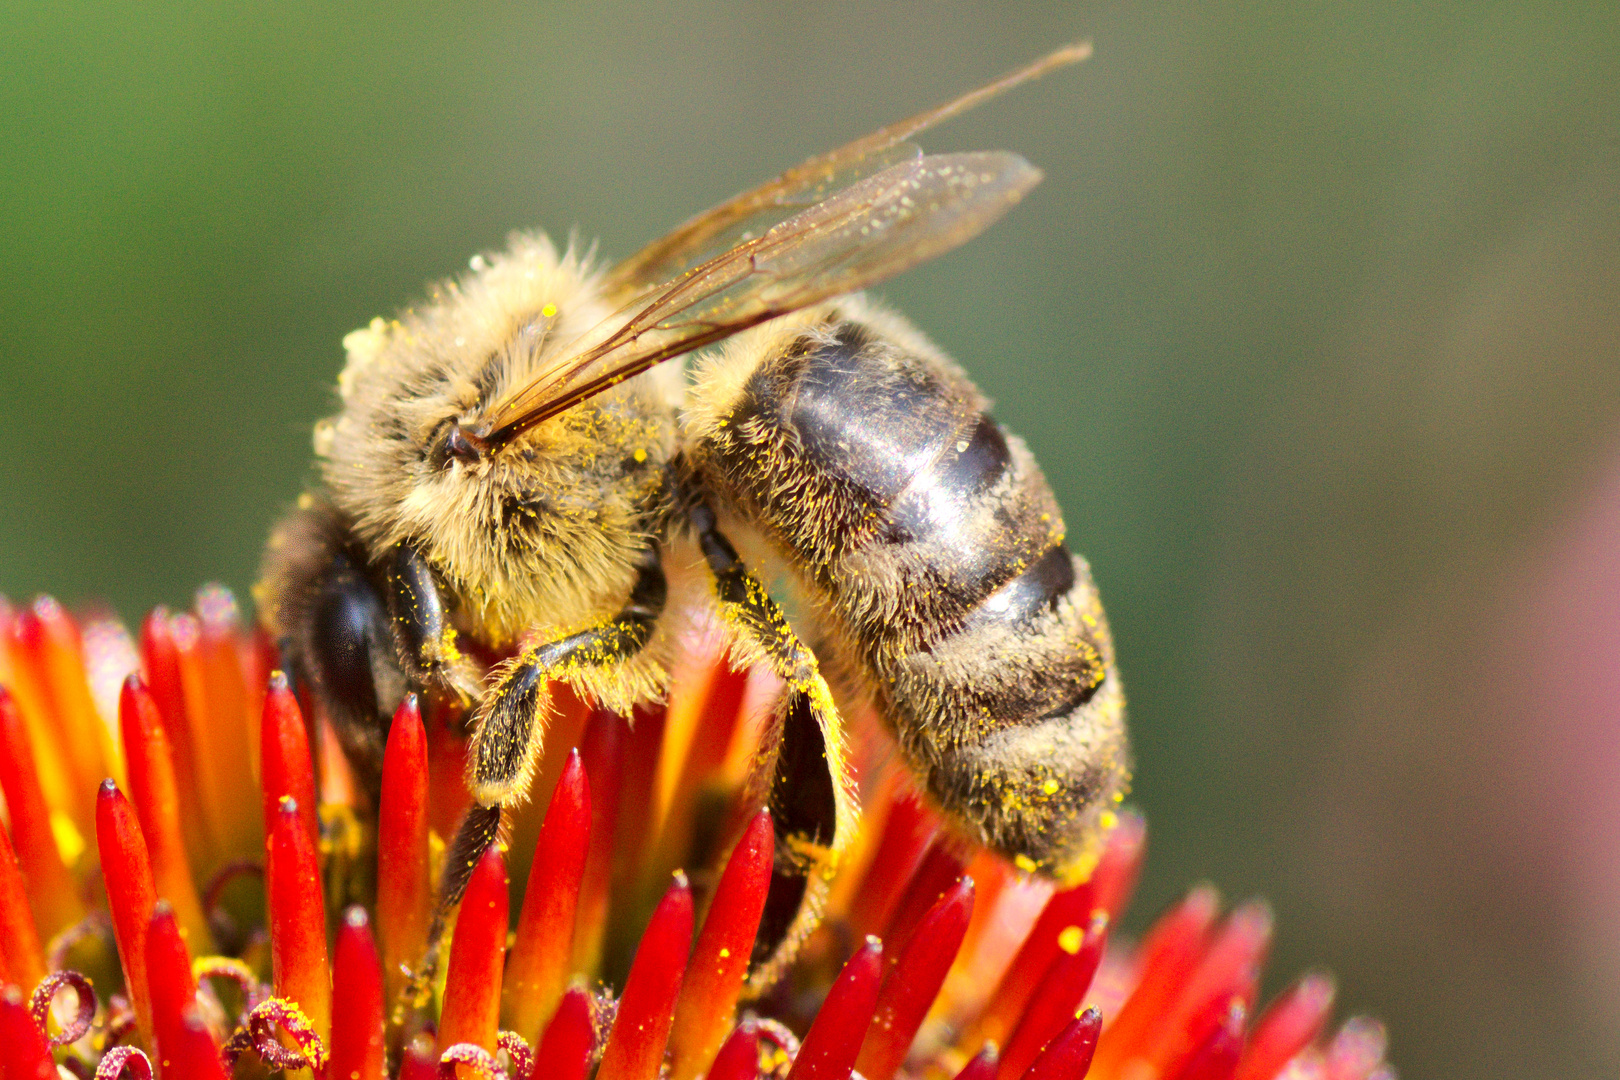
left=690, top=504, right=859, bottom=993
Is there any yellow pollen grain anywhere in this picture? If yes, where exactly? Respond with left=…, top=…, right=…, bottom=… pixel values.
left=1041, top=778, right=1060, bottom=796
left=718, top=947, right=730, bottom=958
left=633, top=447, right=648, bottom=463
left=1099, top=809, right=1119, bottom=830
left=1058, top=924, right=1084, bottom=954
left=542, top=303, right=558, bottom=318
left=1014, top=853, right=1038, bottom=873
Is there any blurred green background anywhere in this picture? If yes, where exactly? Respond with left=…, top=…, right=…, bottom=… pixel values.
left=3, top=3, right=1618, bottom=1076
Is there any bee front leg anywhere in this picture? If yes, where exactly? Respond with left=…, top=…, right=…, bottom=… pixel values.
left=432, top=545, right=667, bottom=926
left=691, top=504, right=859, bottom=994
left=383, top=542, right=481, bottom=702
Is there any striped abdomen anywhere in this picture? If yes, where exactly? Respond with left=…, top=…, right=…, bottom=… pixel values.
left=688, top=302, right=1129, bottom=877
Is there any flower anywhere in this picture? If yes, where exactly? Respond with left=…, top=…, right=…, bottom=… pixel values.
left=0, top=587, right=1394, bottom=1080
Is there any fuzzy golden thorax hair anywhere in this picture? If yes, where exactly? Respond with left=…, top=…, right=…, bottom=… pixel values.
left=315, top=233, right=680, bottom=646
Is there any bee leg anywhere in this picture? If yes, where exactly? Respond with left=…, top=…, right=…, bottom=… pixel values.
left=383, top=542, right=481, bottom=702
left=422, top=546, right=667, bottom=949
left=691, top=504, right=858, bottom=993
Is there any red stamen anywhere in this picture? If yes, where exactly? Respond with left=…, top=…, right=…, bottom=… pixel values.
left=259, top=673, right=319, bottom=853
left=93, top=1046, right=153, bottom=1080
left=144, top=901, right=199, bottom=1069
left=377, top=695, right=431, bottom=1011
left=425, top=711, right=472, bottom=843
left=705, top=1022, right=761, bottom=1080
left=786, top=936, right=884, bottom=1080
left=330, top=907, right=386, bottom=1080
left=881, top=841, right=967, bottom=959
left=138, top=609, right=209, bottom=870
left=533, top=986, right=594, bottom=1080
left=438, top=843, right=510, bottom=1055
left=997, top=911, right=1108, bottom=1080
left=856, top=874, right=976, bottom=1080
left=172, top=608, right=258, bottom=877
left=0, top=983, right=55, bottom=1080
left=846, top=791, right=938, bottom=939
left=954, top=1046, right=1000, bottom=1080
left=1019, top=1007, right=1101, bottom=1080
left=503, top=749, right=592, bottom=1044
left=1088, top=885, right=1221, bottom=1076
left=650, top=655, right=747, bottom=879
left=573, top=709, right=624, bottom=975
left=28, top=971, right=95, bottom=1046
left=0, top=686, right=83, bottom=938
left=398, top=1034, right=440, bottom=1080
left=668, top=808, right=774, bottom=1080
left=1180, top=999, right=1248, bottom=1080
left=597, top=871, right=694, bottom=1080
left=119, top=676, right=213, bottom=952
left=0, top=770, right=46, bottom=991
left=1234, top=973, right=1335, bottom=1080
left=97, top=779, right=157, bottom=1048
left=267, top=794, right=332, bottom=1041
left=606, top=703, right=667, bottom=929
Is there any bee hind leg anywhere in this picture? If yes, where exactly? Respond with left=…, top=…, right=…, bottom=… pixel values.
left=691, top=504, right=858, bottom=994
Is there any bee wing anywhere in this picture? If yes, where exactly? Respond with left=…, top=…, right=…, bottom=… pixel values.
left=599, top=40, right=1092, bottom=298
left=481, top=150, right=1042, bottom=443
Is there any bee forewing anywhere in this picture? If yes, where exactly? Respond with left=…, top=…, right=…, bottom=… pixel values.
left=482, top=151, right=1042, bottom=442
left=602, top=40, right=1091, bottom=297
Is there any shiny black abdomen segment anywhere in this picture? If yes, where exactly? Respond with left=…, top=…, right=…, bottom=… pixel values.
left=308, top=549, right=403, bottom=794
left=783, top=323, right=966, bottom=503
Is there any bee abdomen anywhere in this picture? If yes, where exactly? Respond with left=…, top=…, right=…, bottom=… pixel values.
left=692, top=305, right=1129, bottom=876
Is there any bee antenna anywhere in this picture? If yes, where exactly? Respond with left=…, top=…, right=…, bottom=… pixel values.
left=442, top=420, right=490, bottom=465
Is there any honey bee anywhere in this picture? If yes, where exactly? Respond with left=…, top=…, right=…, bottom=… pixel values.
left=258, top=42, right=1129, bottom=987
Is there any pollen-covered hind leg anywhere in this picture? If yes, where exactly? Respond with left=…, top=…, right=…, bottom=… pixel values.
left=691, top=505, right=858, bottom=994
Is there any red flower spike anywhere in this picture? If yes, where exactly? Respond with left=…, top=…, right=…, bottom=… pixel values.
left=0, top=983, right=55, bottom=1080
left=786, top=936, right=884, bottom=1080
left=438, top=842, right=510, bottom=1055
left=606, top=703, right=667, bottom=925
left=954, top=1046, right=1000, bottom=1080
left=1323, top=1018, right=1388, bottom=1080
left=1234, top=973, right=1336, bottom=1080
left=425, top=716, right=473, bottom=843
left=996, top=911, right=1109, bottom=1080
left=1140, top=900, right=1272, bottom=1078
left=846, top=791, right=938, bottom=939
left=119, top=676, right=213, bottom=952
left=668, top=808, right=775, bottom=1080
left=330, top=906, right=386, bottom=1080
left=1019, top=1007, right=1101, bottom=1080
left=597, top=871, right=695, bottom=1080
left=573, top=708, right=625, bottom=975
left=503, top=749, right=592, bottom=1043
left=0, top=820, right=45, bottom=993
left=97, top=779, right=158, bottom=1048
left=1180, top=999, right=1248, bottom=1080
left=138, top=609, right=208, bottom=869
left=267, top=794, right=332, bottom=1042
left=856, top=874, right=977, bottom=1080
left=166, top=1004, right=228, bottom=1080
left=880, top=841, right=967, bottom=960
left=0, top=686, right=83, bottom=938
left=377, top=694, right=432, bottom=1010
left=177, top=597, right=261, bottom=874
left=1087, top=885, right=1221, bottom=1077
left=972, top=813, right=1144, bottom=1050
left=144, top=901, right=200, bottom=1068
left=705, top=1022, right=761, bottom=1080
left=28, top=597, right=120, bottom=795
left=533, top=986, right=594, bottom=1080
left=399, top=1034, right=440, bottom=1080
left=260, top=672, right=319, bottom=853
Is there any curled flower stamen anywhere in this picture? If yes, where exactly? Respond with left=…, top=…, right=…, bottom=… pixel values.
left=28, top=968, right=97, bottom=1045
left=498, top=1030, right=536, bottom=1080
left=94, top=1046, right=154, bottom=1080
left=439, top=1042, right=508, bottom=1079
left=193, top=954, right=270, bottom=1022
left=222, top=995, right=329, bottom=1072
